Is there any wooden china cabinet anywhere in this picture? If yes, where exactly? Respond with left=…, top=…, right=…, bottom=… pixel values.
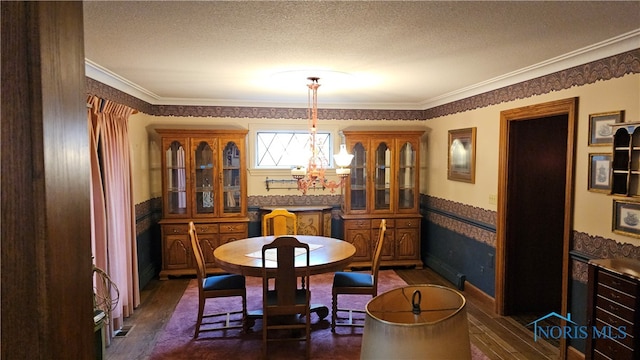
left=340, top=128, right=424, bottom=269
left=156, top=129, right=249, bottom=279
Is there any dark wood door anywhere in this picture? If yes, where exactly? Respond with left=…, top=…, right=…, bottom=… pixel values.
left=504, top=115, right=567, bottom=314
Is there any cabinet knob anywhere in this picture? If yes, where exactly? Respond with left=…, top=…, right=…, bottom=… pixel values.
left=200, top=226, right=208, bottom=232
left=173, top=229, right=179, bottom=233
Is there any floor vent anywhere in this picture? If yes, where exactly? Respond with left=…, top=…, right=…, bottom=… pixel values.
left=114, top=325, right=134, bottom=337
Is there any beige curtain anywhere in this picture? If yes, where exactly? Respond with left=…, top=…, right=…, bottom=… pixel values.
left=88, top=95, right=140, bottom=339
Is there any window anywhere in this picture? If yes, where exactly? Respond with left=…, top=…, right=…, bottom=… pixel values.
left=256, top=131, right=332, bottom=169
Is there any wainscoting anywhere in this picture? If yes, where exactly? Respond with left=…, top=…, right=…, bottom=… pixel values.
left=135, top=198, right=163, bottom=289
left=421, top=196, right=497, bottom=295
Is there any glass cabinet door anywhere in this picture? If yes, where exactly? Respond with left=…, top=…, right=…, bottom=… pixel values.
left=398, top=141, right=416, bottom=210
left=222, top=141, right=242, bottom=214
left=374, top=142, right=391, bottom=211
left=193, top=140, right=215, bottom=216
left=165, top=140, right=188, bottom=215
left=349, top=143, right=367, bottom=211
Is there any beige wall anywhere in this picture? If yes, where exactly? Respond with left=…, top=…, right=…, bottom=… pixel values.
left=129, top=73, right=640, bottom=246
left=424, top=74, right=640, bottom=247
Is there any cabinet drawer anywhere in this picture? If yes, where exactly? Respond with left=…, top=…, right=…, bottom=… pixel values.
left=345, top=219, right=371, bottom=230
left=595, top=295, right=635, bottom=324
left=162, top=224, right=188, bottom=235
left=219, top=222, right=247, bottom=234
left=219, top=232, right=246, bottom=244
left=396, top=218, right=419, bottom=228
left=592, top=335, right=634, bottom=360
left=595, top=307, right=635, bottom=337
left=373, top=218, right=393, bottom=228
left=599, top=271, right=637, bottom=295
left=195, top=224, right=218, bottom=234
left=597, top=283, right=637, bottom=310
left=594, top=316, right=635, bottom=349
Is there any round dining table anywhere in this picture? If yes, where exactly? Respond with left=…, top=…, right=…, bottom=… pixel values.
left=213, top=235, right=356, bottom=277
left=213, top=235, right=356, bottom=323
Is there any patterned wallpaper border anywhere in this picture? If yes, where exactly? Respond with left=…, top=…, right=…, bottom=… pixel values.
left=247, top=194, right=343, bottom=208
left=422, top=195, right=497, bottom=247
left=423, top=195, right=497, bottom=226
left=422, top=195, right=640, bottom=283
left=134, top=197, right=162, bottom=236
left=573, top=230, right=640, bottom=261
left=247, top=194, right=343, bottom=221
left=425, top=211, right=497, bottom=247
left=571, top=231, right=640, bottom=284
left=87, top=50, right=639, bottom=120
left=423, top=49, right=639, bottom=119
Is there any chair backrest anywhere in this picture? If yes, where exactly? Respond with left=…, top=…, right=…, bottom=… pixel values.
left=370, top=219, right=387, bottom=292
left=262, top=208, right=297, bottom=236
left=188, top=221, right=206, bottom=289
left=261, top=236, right=310, bottom=309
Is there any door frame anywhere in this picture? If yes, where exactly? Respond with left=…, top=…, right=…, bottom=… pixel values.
left=495, top=97, right=578, bottom=358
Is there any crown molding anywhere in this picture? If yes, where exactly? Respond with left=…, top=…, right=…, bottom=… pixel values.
left=86, top=30, right=639, bottom=111
left=420, top=29, right=640, bottom=109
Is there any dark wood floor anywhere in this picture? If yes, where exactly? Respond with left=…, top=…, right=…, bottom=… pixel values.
left=105, top=268, right=559, bottom=360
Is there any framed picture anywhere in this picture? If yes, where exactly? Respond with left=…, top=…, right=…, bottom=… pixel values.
left=448, top=127, right=477, bottom=183
left=588, top=153, right=612, bottom=193
left=613, top=199, right=640, bottom=238
left=589, top=111, right=624, bottom=146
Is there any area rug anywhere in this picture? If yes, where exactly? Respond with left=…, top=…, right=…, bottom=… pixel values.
left=150, top=270, right=488, bottom=359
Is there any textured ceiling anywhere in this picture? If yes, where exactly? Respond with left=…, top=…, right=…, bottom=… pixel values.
left=83, top=1, right=640, bottom=109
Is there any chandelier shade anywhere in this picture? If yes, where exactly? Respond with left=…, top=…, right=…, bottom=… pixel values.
left=291, top=77, right=353, bottom=194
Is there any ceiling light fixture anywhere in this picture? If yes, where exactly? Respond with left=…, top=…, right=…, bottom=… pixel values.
left=291, top=77, right=353, bottom=195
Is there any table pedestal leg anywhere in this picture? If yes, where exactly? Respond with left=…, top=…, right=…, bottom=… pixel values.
left=245, top=303, right=329, bottom=330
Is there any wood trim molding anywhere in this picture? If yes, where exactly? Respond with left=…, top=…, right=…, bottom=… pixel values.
left=463, top=281, right=495, bottom=310
left=496, top=97, right=578, bottom=360
left=566, top=345, right=585, bottom=360
left=86, top=50, right=639, bottom=119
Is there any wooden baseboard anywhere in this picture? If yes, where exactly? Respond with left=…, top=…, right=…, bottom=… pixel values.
left=462, top=281, right=495, bottom=309
left=566, top=345, right=584, bottom=360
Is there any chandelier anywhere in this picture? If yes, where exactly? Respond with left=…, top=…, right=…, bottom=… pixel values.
left=291, top=77, right=354, bottom=194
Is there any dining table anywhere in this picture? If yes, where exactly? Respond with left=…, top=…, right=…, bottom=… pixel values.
left=213, top=235, right=356, bottom=324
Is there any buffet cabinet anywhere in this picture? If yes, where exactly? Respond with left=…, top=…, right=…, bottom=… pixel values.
left=260, top=206, right=332, bottom=236
left=341, top=129, right=424, bottom=269
left=586, top=259, right=640, bottom=360
left=156, top=129, right=249, bottom=279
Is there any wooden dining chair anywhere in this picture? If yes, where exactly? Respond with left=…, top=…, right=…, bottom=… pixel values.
left=262, top=208, right=297, bottom=236
left=261, top=236, right=311, bottom=359
left=262, top=209, right=306, bottom=289
left=189, top=221, right=248, bottom=338
left=331, top=219, right=387, bottom=332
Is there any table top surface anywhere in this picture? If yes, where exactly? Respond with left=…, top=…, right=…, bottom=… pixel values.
left=213, top=235, right=356, bottom=277
left=589, top=258, right=640, bottom=281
